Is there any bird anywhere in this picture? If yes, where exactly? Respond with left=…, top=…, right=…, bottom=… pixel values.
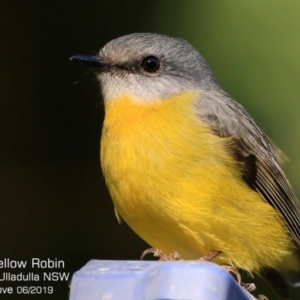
left=71, top=33, right=300, bottom=299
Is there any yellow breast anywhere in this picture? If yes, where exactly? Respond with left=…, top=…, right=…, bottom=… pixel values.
left=100, top=91, right=296, bottom=273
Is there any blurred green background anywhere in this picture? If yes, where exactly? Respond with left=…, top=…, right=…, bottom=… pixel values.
left=1, top=0, right=300, bottom=299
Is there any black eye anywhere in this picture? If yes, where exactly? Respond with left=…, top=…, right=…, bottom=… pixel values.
left=141, top=56, right=160, bottom=73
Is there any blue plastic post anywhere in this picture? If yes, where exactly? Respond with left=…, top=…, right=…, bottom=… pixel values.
left=70, top=260, right=254, bottom=300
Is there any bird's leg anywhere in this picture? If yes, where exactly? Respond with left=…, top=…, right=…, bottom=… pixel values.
left=198, top=249, right=222, bottom=261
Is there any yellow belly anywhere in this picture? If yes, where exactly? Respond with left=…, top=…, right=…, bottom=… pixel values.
left=100, top=91, right=296, bottom=274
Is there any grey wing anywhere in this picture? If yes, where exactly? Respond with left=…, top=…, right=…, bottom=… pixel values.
left=195, top=90, right=300, bottom=245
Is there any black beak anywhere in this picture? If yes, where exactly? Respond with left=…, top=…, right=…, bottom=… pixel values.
left=70, top=55, right=110, bottom=70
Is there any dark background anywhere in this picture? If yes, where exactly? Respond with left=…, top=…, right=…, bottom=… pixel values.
left=1, top=1, right=300, bottom=299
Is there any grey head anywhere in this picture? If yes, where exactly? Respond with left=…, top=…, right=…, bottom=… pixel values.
left=71, top=33, right=220, bottom=102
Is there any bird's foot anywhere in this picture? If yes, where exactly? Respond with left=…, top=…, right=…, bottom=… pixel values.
left=141, top=248, right=182, bottom=261
left=241, top=282, right=256, bottom=293
left=141, top=249, right=262, bottom=299
left=221, top=266, right=258, bottom=298
left=222, top=265, right=242, bottom=284
left=141, top=248, right=222, bottom=261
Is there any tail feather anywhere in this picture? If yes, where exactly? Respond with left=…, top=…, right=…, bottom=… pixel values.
left=282, top=270, right=300, bottom=288
left=260, top=268, right=290, bottom=300
left=283, top=244, right=300, bottom=288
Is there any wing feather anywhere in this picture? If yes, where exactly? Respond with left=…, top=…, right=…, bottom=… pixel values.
left=195, top=90, right=300, bottom=245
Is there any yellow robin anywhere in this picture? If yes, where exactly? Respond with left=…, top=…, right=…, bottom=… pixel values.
left=71, top=33, right=300, bottom=299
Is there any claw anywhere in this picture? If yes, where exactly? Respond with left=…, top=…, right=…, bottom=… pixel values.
left=257, top=295, right=268, bottom=300
left=241, top=282, right=256, bottom=293
left=141, top=248, right=164, bottom=260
